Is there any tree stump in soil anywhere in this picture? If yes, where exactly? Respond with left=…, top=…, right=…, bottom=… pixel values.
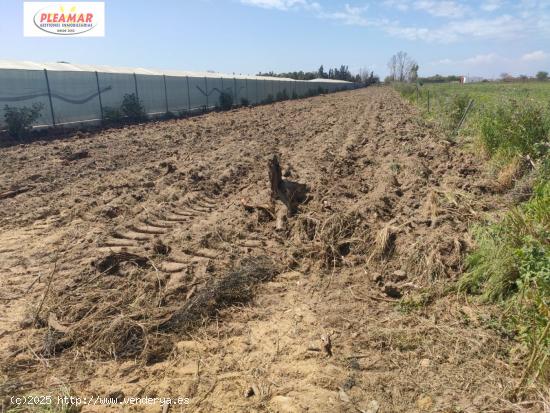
left=268, top=155, right=308, bottom=230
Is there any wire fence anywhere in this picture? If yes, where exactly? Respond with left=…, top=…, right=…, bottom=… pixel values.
left=0, top=69, right=358, bottom=129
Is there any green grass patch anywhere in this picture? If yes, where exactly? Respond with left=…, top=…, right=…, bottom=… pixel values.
left=460, top=180, right=549, bottom=382
left=479, top=99, right=549, bottom=162
left=396, top=80, right=550, bottom=385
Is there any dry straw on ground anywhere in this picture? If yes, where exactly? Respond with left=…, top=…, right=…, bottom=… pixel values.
left=37, top=254, right=278, bottom=361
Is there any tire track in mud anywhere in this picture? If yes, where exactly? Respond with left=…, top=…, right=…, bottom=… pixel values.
left=96, top=190, right=228, bottom=301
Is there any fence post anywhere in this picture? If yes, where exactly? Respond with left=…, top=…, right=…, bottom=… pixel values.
left=186, top=76, right=191, bottom=111
left=221, top=76, right=224, bottom=93
left=233, top=78, right=237, bottom=106
left=43, top=69, right=56, bottom=126
left=133, top=73, right=139, bottom=100
left=163, top=74, right=169, bottom=113
left=255, top=79, right=258, bottom=104
left=453, top=99, right=474, bottom=136
left=245, top=78, right=249, bottom=104
left=95, top=71, right=104, bottom=122
left=233, top=77, right=239, bottom=106
left=204, top=77, right=208, bottom=109
left=427, top=90, right=430, bottom=113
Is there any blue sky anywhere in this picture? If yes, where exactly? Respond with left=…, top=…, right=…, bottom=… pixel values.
left=1, top=0, right=549, bottom=78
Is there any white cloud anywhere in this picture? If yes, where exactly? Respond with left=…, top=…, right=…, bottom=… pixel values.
left=387, top=14, right=529, bottom=43
left=413, top=0, right=469, bottom=18
left=383, top=0, right=409, bottom=12
left=384, top=0, right=468, bottom=17
left=241, top=0, right=550, bottom=44
left=463, top=53, right=503, bottom=64
left=481, top=0, right=504, bottom=12
left=521, top=50, right=549, bottom=61
left=447, top=15, right=522, bottom=38
left=320, top=4, right=379, bottom=27
left=433, top=58, right=454, bottom=65
left=432, top=53, right=524, bottom=67
left=240, top=0, right=319, bottom=11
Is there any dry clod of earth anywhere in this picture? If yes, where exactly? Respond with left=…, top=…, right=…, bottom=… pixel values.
left=0, top=88, right=527, bottom=412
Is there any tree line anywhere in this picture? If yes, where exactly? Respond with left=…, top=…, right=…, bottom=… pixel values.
left=256, top=52, right=550, bottom=87
left=257, top=65, right=380, bottom=85
left=500, top=71, right=549, bottom=81
left=386, top=50, right=550, bottom=83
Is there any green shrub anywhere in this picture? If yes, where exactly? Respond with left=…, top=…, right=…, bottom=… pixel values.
left=103, top=107, right=122, bottom=123
left=305, top=88, right=319, bottom=98
left=120, top=93, right=146, bottom=121
left=219, top=91, right=233, bottom=110
left=394, top=83, right=416, bottom=100
left=161, top=111, right=176, bottom=120
left=276, top=89, right=289, bottom=101
left=461, top=181, right=549, bottom=298
left=479, top=99, right=549, bottom=161
left=3, top=103, right=44, bottom=138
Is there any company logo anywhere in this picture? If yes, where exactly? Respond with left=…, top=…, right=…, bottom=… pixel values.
left=24, top=2, right=105, bottom=37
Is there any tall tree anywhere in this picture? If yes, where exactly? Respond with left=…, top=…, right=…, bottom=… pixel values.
left=409, top=63, right=419, bottom=82
left=536, top=71, right=549, bottom=81
left=387, top=51, right=418, bottom=82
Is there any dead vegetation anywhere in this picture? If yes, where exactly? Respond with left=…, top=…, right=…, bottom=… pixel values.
left=368, top=223, right=396, bottom=262
left=292, top=211, right=368, bottom=268
left=160, top=256, right=279, bottom=332
left=22, top=254, right=279, bottom=364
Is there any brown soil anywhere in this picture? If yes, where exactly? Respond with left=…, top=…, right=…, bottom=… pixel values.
left=0, top=88, right=530, bottom=412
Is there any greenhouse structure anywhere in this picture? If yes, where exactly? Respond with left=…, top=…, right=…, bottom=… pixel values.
left=0, top=60, right=357, bottom=129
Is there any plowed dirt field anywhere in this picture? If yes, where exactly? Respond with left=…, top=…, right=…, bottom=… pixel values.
left=1, top=88, right=523, bottom=412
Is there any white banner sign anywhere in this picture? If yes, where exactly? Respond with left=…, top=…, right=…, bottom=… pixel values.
left=24, top=2, right=105, bottom=37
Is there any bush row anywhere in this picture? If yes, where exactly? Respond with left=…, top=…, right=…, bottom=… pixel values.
left=3, top=86, right=335, bottom=139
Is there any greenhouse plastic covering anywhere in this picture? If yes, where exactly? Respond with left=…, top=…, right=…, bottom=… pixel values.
left=0, top=60, right=357, bottom=128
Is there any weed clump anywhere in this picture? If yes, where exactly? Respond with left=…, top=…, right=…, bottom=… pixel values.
left=393, top=83, right=416, bottom=100
left=120, top=93, right=146, bottom=121
left=161, top=111, right=176, bottom=120
left=219, top=91, right=233, bottom=111
left=3, top=103, right=44, bottom=138
left=294, top=212, right=367, bottom=268
left=444, top=94, right=471, bottom=130
left=479, top=99, right=549, bottom=161
left=276, top=90, right=289, bottom=101
left=102, top=106, right=122, bottom=123
left=460, top=180, right=550, bottom=382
